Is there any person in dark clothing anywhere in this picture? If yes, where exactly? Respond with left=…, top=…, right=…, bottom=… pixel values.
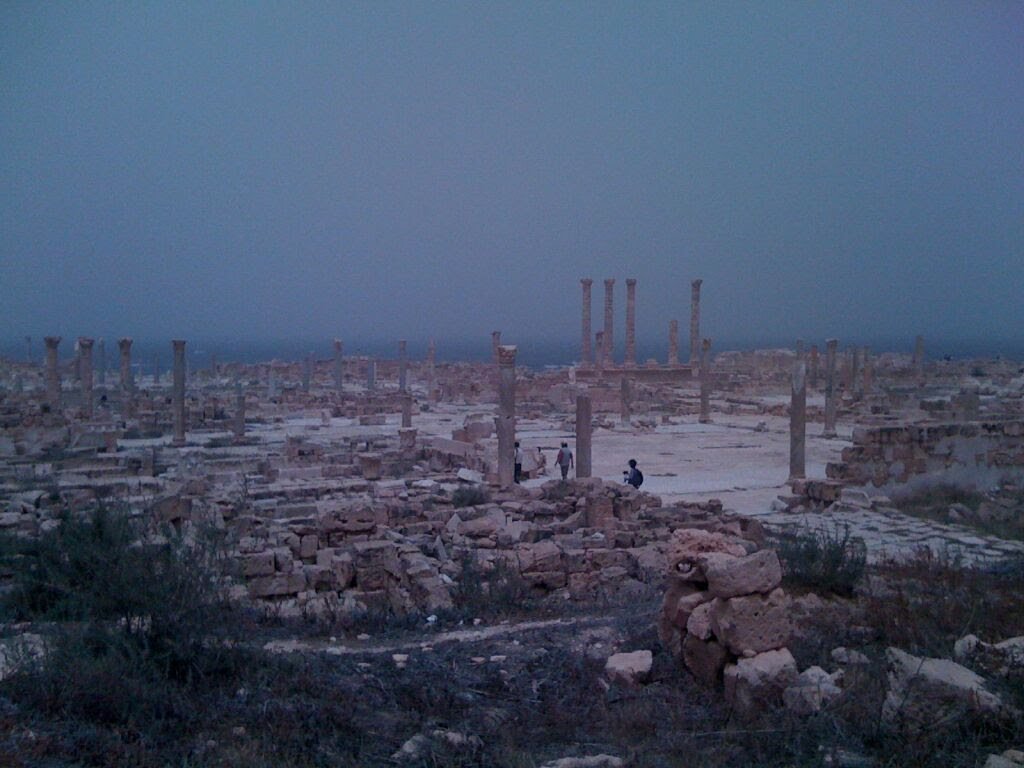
left=623, top=458, right=643, bottom=489
left=514, top=441, right=523, bottom=483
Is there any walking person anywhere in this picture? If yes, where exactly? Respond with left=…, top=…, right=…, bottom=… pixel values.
left=514, top=441, right=523, bottom=484
left=555, top=442, right=574, bottom=480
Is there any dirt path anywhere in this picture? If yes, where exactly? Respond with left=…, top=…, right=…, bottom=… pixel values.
left=262, top=613, right=621, bottom=657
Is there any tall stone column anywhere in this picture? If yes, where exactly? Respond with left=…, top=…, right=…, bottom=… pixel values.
left=620, top=377, right=631, bottom=426
left=366, top=359, right=377, bottom=392
left=580, top=278, right=593, bottom=366
left=851, top=347, right=862, bottom=397
left=603, top=279, right=615, bottom=366
left=333, top=339, right=344, bottom=395
left=491, top=331, right=501, bottom=364
left=172, top=340, right=187, bottom=446
left=398, top=339, right=408, bottom=392
left=78, top=337, right=94, bottom=419
left=496, top=345, right=517, bottom=488
left=796, top=339, right=805, bottom=361
left=699, top=338, right=712, bottom=424
left=118, top=338, right=134, bottom=417
left=913, top=335, right=925, bottom=379
left=595, top=331, right=605, bottom=371
left=789, top=359, right=807, bottom=481
left=233, top=379, right=245, bottom=441
left=862, top=347, right=873, bottom=394
left=809, top=345, right=820, bottom=390
left=401, top=393, right=413, bottom=428
left=267, top=368, right=277, bottom=398
left=575, top=391, right=592, bottom=479
left=44, top=336, right=61, bottom=412
left=624, top=278, right=637, bottom=368
left=823, top=339, right=838, bottom=438
left=96, top=339, right=106, bottom=388
left=668, top=320, right=679, bottom=366
left=426, top=339, right=437, bottom=401
left=302, top=354, right=312, bottom=393
left=689, top=279, right=703, bottom=365
left=153, top=355, right=160, bottom=385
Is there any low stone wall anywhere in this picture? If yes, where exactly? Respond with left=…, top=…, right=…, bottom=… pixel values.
left=827, top=420, right=1024, bottom=495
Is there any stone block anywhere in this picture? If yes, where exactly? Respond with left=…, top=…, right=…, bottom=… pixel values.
left=711, top=588, right=793, bottom=656
left=704, top=549, right=782, bottom=599
left=605, top=650, right=653, bottom=687
left=240, top=551, right=275, bottom=577
left=723, top=648, right=798, bottom=716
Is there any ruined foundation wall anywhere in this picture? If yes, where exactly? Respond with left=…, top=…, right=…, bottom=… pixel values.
left=827, top=420, right=1024, bottom=495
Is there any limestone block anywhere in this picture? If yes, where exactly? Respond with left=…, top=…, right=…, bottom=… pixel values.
left=353, top=540, right=401, bottom=590
left=954, top=634, right=1024, bottom=679
left=516, top=540, right=562, bottom=573
left=240, top=552, right=275, bottom=577
left=357, top=453, right=383, bottom=480
left=783, top=665, right=842, bottom=715
left=711, top=588, right=793, bottom=656
left=299, top=534, right=318, bottom=559
left=682, top=634, right=729, bottom=687
left=704, top=549, right=782, bottom=599
left=538, top=756, right=624, bottom=768
left=667, top=528, right=747, bottom=578
left=605, top=650, right=653, bottom=687
left=686, top=601, right=715, bottom=641
left=882, top=647, right=1014, bottom=731
left=248, top=572, right=307, bottom=598
left=458, top=515, right=502, bottom=538
left=273, top=547, right=294, bottom=573
left=723, top=648, right=798, bottom=715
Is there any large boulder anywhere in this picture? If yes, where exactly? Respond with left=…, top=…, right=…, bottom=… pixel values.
left=704, top=549, right=782, bottom=599
left=710, top=588, right=793, bottom=656
left=882, top=647, right=1014, bottom=731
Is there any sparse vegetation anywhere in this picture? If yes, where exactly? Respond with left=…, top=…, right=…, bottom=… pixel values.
left=773, top=524, right=867, bottom=597
left=895, top=484, right=1024, bottom=541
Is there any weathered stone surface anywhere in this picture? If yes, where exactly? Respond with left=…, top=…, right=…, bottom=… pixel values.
left=682, top=634, right=729, bottom=686
left=711, top=588, right=793, bottom=655
left=954, top=633, right=1024, bottom=679
left=723, top=648, right=798, bottom=715
left=704, top=549, right=782, bottom=598
left=783, top=665, right=842, bottom=715
left=517, top=539, right=562, bottom=572
left=538, top=756, right=625, bottom=768
left=685, top=601, right=715, bottom=641
left=882, top=647, right=1013, bottom=731
left=604, top=650, right=653, bottom=687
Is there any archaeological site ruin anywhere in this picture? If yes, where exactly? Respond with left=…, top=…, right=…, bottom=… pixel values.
left=2, top=278, right=1023, bottom=767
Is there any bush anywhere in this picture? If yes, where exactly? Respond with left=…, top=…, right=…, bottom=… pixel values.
left=774, top=524, right=867, bottom=597
left=0, top=506, right=244, bottom=725
left=452, top=485, right=490, bottom=508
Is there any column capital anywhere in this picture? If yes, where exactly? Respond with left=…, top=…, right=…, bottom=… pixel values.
left=118, top=337, right=132, bottom=350
left=626, top=277, right=636, bottom=287
left=497, top=345, right=518, bottom=367
left=333, top=338, right=343, bottom=351
left=580, top=277, right=593, bottom=287
left=604, top=278, right=615, bottom=288
left=44, top=336, right=61, bottom=348
left=172, top=339, right=187, bottom=351
left=77, top=337, right=94, bottom=349
left=692, top=278, right=703, bottom=289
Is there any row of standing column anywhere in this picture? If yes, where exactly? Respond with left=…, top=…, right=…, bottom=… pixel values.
left=579, top=277, right=702, bottom=367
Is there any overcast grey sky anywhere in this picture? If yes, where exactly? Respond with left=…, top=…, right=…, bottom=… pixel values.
left=2, top=2, right=1022, bottom=353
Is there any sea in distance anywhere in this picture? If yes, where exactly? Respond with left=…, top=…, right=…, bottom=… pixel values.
left=4, top=336, right=1024, bottom=372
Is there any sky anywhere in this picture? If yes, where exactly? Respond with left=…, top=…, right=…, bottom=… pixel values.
left=2, top=2, right=1022, bottom=357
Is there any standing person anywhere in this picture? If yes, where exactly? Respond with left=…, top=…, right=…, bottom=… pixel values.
left=514, top=441, right=523, bottom=484
left=623, top=458, right=643, bottom=489
left=555, top=442, right=574, bottom=480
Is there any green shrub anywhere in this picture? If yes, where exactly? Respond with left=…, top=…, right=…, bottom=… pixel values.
left=774, top=524, right=867, bottom=597
left=0, top=506, right=244, bottom=723
left=452, top=485, right=490, bottom=508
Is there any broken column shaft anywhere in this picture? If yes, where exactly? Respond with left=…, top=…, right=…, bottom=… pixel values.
left=575, top=392, right=592, bottom=479
left=172, top=340, right=187, bottom=446
left=625, top=278, right=637, bottom=367
left=580, top=278, right=593, bottom=366
left=496, top=345, right=517, bottom=488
